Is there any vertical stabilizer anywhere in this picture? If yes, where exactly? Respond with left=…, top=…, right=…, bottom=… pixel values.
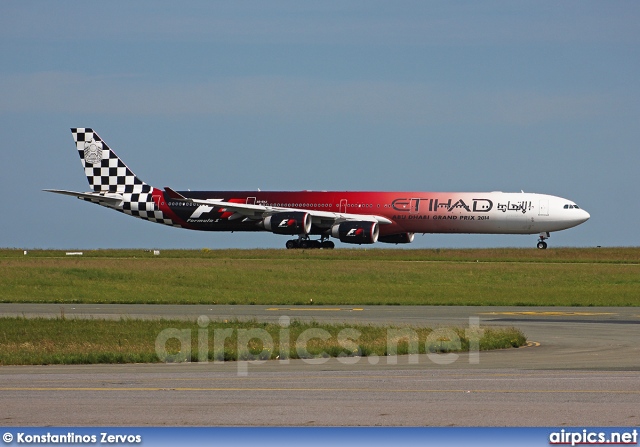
left=71, top=128, right=150, bottom=194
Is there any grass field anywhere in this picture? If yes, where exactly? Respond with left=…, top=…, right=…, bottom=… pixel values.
left=0, top=317, right=526, bottom=365
left=1, top=248, right=638, bottom=306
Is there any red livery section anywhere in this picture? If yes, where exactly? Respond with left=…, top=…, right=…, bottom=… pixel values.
left=45, top=128, right=590, bottom=249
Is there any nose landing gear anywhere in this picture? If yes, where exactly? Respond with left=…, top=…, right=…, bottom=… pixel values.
left=537, top=232, right=550, bottom=249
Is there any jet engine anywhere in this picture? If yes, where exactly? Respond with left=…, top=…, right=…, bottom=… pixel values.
left=263, top=212, right=312, bottom=235
left=378, top=233, right=415, bottom=244
left=331, top=221, right=379, bottom=244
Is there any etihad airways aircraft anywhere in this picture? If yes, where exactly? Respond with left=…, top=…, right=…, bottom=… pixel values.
left=46, top=128, right=590, bottom=249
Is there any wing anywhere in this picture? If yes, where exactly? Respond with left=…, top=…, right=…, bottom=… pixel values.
left=163, top=187, right=392, bottom=226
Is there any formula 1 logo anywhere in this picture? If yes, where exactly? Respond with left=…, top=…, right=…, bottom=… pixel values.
left=278, top=219, right=295, bottom=228
left=189, top=205, right=214, bottom=219
left=346, top=228, right=364, bottom=237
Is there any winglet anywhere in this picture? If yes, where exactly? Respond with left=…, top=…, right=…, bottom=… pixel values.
left=164, top=187, right=187, bottom=200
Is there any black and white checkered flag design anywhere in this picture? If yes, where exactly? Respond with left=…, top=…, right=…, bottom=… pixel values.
left=72, top=128, right=150, bottom=194
left=71, top=128, right=177, bottom=227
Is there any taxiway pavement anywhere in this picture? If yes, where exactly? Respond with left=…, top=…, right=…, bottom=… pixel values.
left=1, top=304, right=638, bottom=425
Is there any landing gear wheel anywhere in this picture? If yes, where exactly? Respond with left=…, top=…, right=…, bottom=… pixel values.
left=537, top=241, right=547, bottom=250
left=321, top=240, right=335, bottom=249
left=286, top=238, right=334, bottom=249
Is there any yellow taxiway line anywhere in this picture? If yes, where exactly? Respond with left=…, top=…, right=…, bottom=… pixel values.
left=266, top=308, right=364, bottom=311
left=480, top=311, right=616, bottom=316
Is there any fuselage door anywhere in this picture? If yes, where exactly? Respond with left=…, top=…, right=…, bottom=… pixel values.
left=538, top=200, right=549, bottom=216
left=339, top=199, right=347, bottom=213
left=246, top=197, right=256, bottom=205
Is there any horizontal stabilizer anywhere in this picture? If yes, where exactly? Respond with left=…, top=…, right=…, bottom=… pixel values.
left=44, top=189, right=124, bottom=206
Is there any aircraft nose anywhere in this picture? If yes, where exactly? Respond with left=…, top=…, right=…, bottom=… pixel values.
left=578, top=209, right=590, bottom=223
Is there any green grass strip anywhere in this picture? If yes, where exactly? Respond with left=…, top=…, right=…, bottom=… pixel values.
left=0, top=248, right=638, bottom=306
left=0, top=317, right=525, bottom=365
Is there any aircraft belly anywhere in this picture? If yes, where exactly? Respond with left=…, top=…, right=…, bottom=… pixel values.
left=182, top=220, right=262, bottom=232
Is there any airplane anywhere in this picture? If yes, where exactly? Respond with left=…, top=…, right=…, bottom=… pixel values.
left=45, top=128, right=590, bottom=249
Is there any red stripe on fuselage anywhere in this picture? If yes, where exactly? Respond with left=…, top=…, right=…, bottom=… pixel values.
left=155, top=190, right=558, bottom=236
left=151, top=188, right=190, bottom=227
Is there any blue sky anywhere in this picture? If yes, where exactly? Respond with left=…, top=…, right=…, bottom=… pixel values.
left=1, top=1, right=638, bottom=249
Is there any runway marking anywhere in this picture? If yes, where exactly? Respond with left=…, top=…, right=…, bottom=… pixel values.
left=23, top=371, right=634, bottom=386
left=480, top=311, right=616, bottom=317
left=266, top=308, right=364, bottom=312
left=25, top=371, right=634, bottom=386
left=522, top=341, right=541, bottom=348
left=2, top=386, right=638, bottom=394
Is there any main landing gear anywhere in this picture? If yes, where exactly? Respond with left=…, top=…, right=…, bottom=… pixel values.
left=537, top=232, right=550, bottom=249
left=285, top=236, right=335, bottom=249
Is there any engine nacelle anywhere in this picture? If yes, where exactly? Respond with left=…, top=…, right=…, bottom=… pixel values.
left=331, top=221, right=379, bottom=245
left=378, top=233, right=415, bottom=244
left=263, top=212, right=312, bottom=235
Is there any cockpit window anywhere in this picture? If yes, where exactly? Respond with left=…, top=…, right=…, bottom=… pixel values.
left=564, top=204, right=580, bottom=209
left=564, top=204, right=569, bottom=209
left=574, top=205, right=580, bottom=209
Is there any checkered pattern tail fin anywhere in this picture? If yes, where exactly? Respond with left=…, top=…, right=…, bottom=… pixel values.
left=71, top=128, right=150, bottom=194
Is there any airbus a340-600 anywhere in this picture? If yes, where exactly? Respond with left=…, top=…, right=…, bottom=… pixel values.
left=46, top=128, right=590, bottom=249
